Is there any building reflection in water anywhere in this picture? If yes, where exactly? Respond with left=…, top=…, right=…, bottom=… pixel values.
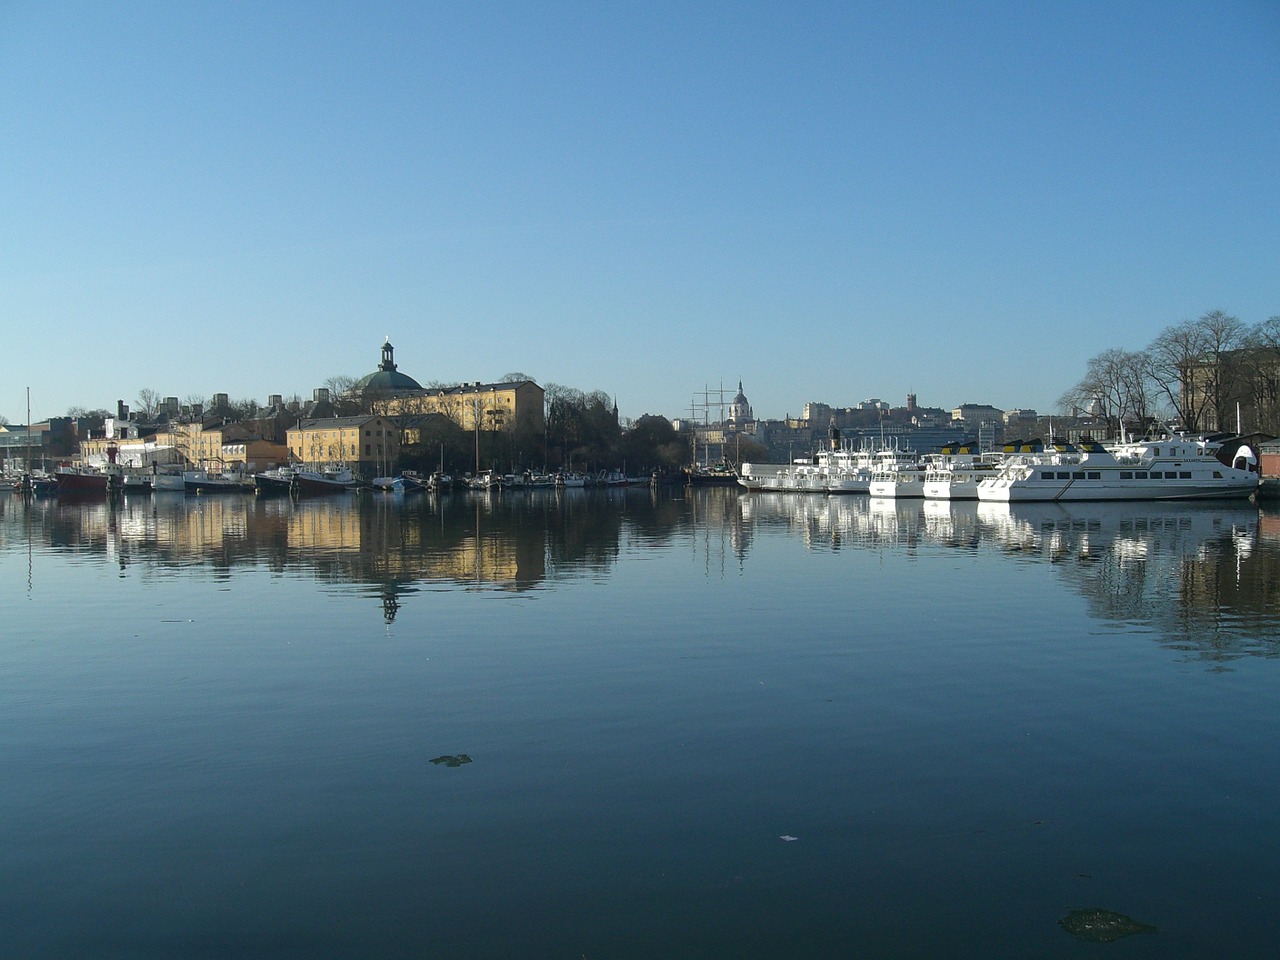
left=6, top=488, right=1279, bottom=662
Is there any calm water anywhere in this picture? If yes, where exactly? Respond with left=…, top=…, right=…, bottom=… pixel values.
left=2, top=487, right=1279, bottom=959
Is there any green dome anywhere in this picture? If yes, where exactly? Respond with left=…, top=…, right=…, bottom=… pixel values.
left=353, top=340, right=422, bottom=394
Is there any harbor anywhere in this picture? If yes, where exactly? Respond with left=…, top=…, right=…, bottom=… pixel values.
left=3, top=488, right=1279, bottom=958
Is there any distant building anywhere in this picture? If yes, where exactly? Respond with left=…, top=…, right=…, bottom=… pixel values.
left=288, top=414, right=400, bottom=479
left=348, top=339, right=546, bottom=437
left=386, top=380, right=545, bottom=435
left=727, top=381, right=754, bottom=430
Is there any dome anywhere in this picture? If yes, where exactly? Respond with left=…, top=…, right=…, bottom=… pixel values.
left=353, top=339, right=423, bottom=394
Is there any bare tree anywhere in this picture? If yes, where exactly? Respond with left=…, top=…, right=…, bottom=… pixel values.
left=1059, top=348, right=1150, bottom=437
left=1147, top=319, right=1211, bottom=430
left=136, top=388, right=161, bottom=420
left=1145, top=310, right=1249, bottom=432
left=1242, top=315, right=1280, bottom=432
left=325, top=374, right=357, bottom=398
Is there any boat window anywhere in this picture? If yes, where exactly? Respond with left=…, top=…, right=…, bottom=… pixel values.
left=1039, top=471, right=1053, bottom=481
left=1214, top=471, right=1223, bottom=478
left=1087, top=472, right=1101, bottom=479
left=1180, top=471, right=1191, bottom=479
left=1153, top=447, right=1160, bottom=456
left=1073, top=472, right=1085, bottom=479
left=1121, top=471, right=1133, bottom=480
left=1134, top=472, right=1148, bottom=479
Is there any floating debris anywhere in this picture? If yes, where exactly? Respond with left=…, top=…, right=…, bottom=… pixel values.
left=1058, top=908, right=1156, bottom=943
left=779, top=835, right=798, bottom=842
left=429, top=754, right=472, bottom=767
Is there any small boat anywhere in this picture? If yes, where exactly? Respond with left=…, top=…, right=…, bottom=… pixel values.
left=254, top=466, right=298, bottom=495
left=293, top=464, right=358, bottom=495
left=151, top=464, right=187, bottom=492
left=399, top=471, right=431, bottom=493
left=121, top=467, right=153, bottom=493
left=684, top=463, right=739, bottom=486
left=184, top=468, right=248, bottom=493
left=467, top=471, right=501, bottom=491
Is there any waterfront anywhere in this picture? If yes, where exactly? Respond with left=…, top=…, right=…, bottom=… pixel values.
left=2, top=488, right=1279, bottom=958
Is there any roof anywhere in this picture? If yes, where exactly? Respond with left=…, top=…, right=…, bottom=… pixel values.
left=353, top=368, right=423, bottom=393
left=423, top=379, right=542, bottom=396
left=294, top=415, right=392, bottom=430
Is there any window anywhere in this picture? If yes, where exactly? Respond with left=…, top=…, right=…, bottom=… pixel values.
left=1134, top=472, right=1148, bottom=479
left=1179, top=471, right=1191, bottom=479
left=1087, top=472, right=1100, bottom=480
left=365, top=444, right=371, bottom=456
left=1121, top=471, right=1133, bottom=480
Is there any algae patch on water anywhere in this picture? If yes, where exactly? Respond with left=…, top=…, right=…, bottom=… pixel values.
left=1058, top=908, right=1156, bottom=943
left=429, top=754, right=473, bottom=767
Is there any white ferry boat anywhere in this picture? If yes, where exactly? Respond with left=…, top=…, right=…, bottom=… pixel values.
left=976, top=435, right=1259, bottom=502
left=921, top=445, right=1003, bottom=500
left=867, top=446, right=926, bottom=499
left=738, top=438, right=897, bottom=494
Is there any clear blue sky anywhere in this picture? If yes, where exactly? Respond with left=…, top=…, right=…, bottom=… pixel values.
left=3, top=0, right=1277, bottom=424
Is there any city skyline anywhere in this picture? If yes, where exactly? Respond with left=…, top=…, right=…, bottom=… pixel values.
left=4, top=1, right=1277, bottom=424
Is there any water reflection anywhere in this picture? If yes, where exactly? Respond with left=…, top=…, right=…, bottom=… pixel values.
left=4, top=488, right=1278, bottom=657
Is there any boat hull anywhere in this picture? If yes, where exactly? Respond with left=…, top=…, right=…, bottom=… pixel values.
left=55, top=467, right=110, bottom=495
left=977, top=479, right=1259, bottom=502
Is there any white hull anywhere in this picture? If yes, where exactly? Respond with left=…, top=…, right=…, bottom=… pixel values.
left=976, top=436, right=1259, bottom=503
left=978, top=478, right=1258, bottom=502
left=868, top=475, right=925, bottom=498
left=922, top=476, right=982, bottom=500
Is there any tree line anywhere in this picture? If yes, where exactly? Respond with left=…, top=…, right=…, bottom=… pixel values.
left=1059, top=310, right=1280, bottom=437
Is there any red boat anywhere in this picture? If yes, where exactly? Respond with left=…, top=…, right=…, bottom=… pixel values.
left=54, top=465, right=110, bottom=495
left=55, top=443, right=123, bottom=496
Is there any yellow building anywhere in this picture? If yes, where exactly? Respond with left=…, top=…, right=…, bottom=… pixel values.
left=288, top=415, right=400, bottom=478
left=80, top=422, right=288, bottom=473
left=350, top=340, right=546, bottom=436
left=384, top=380, right=545, bottom=434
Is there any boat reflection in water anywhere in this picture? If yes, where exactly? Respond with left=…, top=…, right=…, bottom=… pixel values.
left=9, top=487, right=1278, bottom=651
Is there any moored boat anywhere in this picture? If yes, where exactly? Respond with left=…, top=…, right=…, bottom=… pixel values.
left=254, top=465, right=298, bottom=495
left=921, top=445, right=1003, bottom=500
left=184, top=468, right=248, bottom=493
left=55, top=464, right=113, bottom=496
left=294, top=465, right=358, bottom=494
left=976, top=435, right=1260, bottom=502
